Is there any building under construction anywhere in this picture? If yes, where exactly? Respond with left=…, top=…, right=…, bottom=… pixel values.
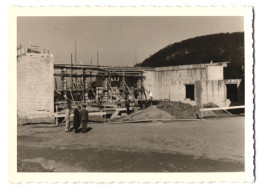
left=17, top=48, right=148, bottom=124
left=17, top=48, right=244, bottom=124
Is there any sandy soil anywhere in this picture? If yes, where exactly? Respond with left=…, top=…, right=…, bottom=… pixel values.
left=17, top=117, right=244, bottom=172
left=127, top=107, right=176, bottom=120
left=157, top=101, right=230, bottom=119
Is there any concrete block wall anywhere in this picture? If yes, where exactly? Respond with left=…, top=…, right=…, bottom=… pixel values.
left=143, top=64, right=209, bottom=105
left=153, top=64, right=208, bottom=81
left=199, top=80, right=229, bottom=107
left=207, top=65, right=224, bottom=80
left=17, top=53, right=54, bottom=123
left=143, top=63, right=235, bottom=107
left=144, top=70, right=199, bottom=105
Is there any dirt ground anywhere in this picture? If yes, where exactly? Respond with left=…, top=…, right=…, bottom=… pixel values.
left=17, top=117, right=244, bottom=172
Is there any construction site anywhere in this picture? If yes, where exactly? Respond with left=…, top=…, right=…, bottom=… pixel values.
left=17, top=45, right=245, bottom=172
left=17, top=45, right=244, bottom=125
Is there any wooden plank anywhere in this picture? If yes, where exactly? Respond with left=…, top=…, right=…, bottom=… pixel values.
left=54, top=73, right=143, bottom=77
left=55, top=63, right=144, bottom=70
left=54, top=112, right=107, bottom=118
left=54, top=73, right=103, bottom=77
left=200, top=105, right=245, bottom=111
left=108, top=118, right=199, bottom=124
left=122, top=80, right=136, bottom=101
left=107, top=79, right=121, bottom=100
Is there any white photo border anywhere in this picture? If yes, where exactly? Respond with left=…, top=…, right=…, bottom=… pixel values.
left=9, top=6, right=254, bottom=183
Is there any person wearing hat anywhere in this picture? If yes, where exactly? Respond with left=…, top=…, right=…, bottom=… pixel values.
left=80, top=105, right=89, bottom=133
left=73, top=105, right=81, bottom=133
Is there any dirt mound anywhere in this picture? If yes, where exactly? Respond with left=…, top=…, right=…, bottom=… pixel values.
left=110, top=101, right=231, bottom=122
left=157, top=101, right=199, bottom=119
left=129, top=107, right=176, bottom=120
left=157, top=101, right=231, bottom=119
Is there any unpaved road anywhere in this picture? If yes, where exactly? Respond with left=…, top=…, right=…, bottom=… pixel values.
left=17, top=117, right=244, bottom=172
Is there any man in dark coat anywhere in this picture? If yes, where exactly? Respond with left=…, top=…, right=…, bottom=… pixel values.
left=80, top=105, right=89, bottom=133
left=73, top=105, right=81, bottom=133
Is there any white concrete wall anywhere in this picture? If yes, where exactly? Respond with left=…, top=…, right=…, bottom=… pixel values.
left=143, top=69, right=199, bottom=105
left=207, top=65, right=224, bottom=80
left=200, top=80, right=229, bottom=107
left=154, top=65, right=208, bottom=80
left=18, top=53, right=54, bottom=119
left=143, top=64, right=232, bottom=107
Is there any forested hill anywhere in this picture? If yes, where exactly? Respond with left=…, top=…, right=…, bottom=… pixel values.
left=137, top=32, right=244, bottom=79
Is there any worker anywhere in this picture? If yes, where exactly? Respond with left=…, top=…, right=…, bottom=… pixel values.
left=138, top=100, right=144, bottom=110
left=80, top=105, right=89, bottom=133
left=65, top=105, right=71, bottom=132
left=129, top=100, right=134, bottom=114
left=125, top=99, right=130, bottom=114
left=117, top=99, right=121, bottom=108
left=148, top=90, right=153, bottom=106
left=73, top=105, right=81, bottom=133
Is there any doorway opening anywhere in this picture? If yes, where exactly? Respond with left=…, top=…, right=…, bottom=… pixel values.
left=185, top=84, right=195, bottom=101
left=226, top=84, right=238, bottom=102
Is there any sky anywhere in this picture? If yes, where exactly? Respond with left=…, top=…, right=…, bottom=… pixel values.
left=17, top=16, right=243, bottom=67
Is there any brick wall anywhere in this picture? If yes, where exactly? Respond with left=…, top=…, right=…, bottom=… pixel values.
left=17, top=53, right=54, bottom=121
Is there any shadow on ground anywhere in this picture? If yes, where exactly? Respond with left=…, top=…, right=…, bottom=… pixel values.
left=17, top=145, right=244, bottom=172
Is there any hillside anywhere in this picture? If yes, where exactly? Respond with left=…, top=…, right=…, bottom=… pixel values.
left=137, top=32, right=244, bottom=79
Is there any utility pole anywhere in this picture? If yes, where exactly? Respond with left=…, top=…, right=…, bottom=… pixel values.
left=97, top=51, right=99, bottom=66
left=75, top=40, right=77, bottom=65
left=71, top=53, right=73, bottom=91
left=74, top=41, right=78, bottom=89
left=200, top=69, right=203, bottom=120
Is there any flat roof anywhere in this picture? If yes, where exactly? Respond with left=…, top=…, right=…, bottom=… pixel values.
left=142, top=62, right=229, bottom=72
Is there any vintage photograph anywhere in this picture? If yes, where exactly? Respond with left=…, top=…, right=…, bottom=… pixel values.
left=9, top=7, right=254, bottom=182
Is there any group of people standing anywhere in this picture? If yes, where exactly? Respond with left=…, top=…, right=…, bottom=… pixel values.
left=65, top=105, right=89, bottom=133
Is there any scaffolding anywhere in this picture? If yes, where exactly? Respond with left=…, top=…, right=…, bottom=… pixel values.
left=54, top=64, right=146, bottom=109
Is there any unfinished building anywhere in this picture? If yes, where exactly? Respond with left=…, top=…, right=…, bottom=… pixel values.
left=17, top=50, right=146, bottom=124
left=17, top=51, right=244, bottom=124
left=143, top=62, right=244, bottom=107
left=54, top=64, right=145, bottom=105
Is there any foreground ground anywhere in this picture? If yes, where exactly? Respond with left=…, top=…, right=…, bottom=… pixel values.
left=17, top=117, right=244, bottom=172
